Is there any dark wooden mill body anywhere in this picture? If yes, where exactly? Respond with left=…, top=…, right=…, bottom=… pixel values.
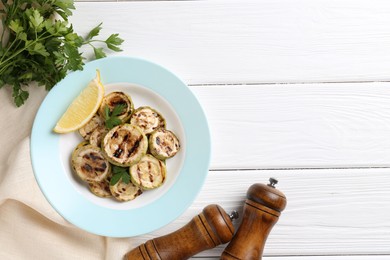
left=125, top=178, right=286, bottom=260
left=221, top=178, right=287, bottom=259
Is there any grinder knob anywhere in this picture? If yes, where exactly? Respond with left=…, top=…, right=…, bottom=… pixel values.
left=221, top=178, right=287, bottom=260
left=125, top=204, right=238, bottom=260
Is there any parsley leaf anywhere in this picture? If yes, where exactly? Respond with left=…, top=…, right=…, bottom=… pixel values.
left=86, top=22, right=102, bottom=40
left=9, top=20, right=23, bottom=34
left=93, top=47, right=107, bottom=59
left=104, top=104, right=125, bottom=129
left=106, top=34, right=124, bottom=52
left=110, top=165, right=130, bottom=186
left=83, top=28, right=124, bottom=60
left=12, top=85, right=29, bottom=107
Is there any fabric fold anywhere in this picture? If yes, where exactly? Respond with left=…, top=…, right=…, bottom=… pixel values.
left=0, top=137, right=136, bottom=259
left=0, top=89, right=138, bottom=259
left=0, top=138, right=70, bottom=227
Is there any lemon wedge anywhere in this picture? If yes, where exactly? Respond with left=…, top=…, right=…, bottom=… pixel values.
left=53, top=70, right=105, bottom=133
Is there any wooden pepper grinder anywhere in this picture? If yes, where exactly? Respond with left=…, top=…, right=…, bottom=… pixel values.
left=221, top=178, right=287, bottom=260
left=125, top=204, right=239, bottom=260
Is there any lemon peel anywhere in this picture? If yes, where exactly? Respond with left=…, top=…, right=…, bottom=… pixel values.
left=53, top=70, right=104, bottom=133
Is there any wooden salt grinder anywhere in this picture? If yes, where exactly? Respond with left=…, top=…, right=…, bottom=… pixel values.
left=125, top=204, right=239, bottom=260
left=221, top=178, right=287, bottom=260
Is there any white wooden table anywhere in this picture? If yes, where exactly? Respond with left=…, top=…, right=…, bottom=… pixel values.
left=71, top=0, right=390, bottom=259
left=6, top=0, right=390, bottom=259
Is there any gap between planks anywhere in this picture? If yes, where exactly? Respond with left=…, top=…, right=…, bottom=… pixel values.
left=210, top=166, right=390, bottom=171
left=75, top=0, right=195, bottom=2
left=189, top=81, right=390, bottom=169
left=134, top=168, right=390, bottom=257
left=70, top=0, right=390, bottom=83
left=188, top=80, right=390, bottom=87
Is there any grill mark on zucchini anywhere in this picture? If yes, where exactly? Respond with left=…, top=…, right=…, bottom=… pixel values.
left=82, top=164, right=93, bottom=173
left=110, top=180, right=143, bottom=201
left=109, top=97, right=127, bottom=108
left=130, top=154, right=166, bottom=190
left=130, top=106, right=166, bottom=134
left=78, top=115, right=104, bottom=141
left=102, top=124, right=147, bottom=166
left=89, top=180, right=112, bottom=198
left=99, top=92, right=134, bottom=122
left=111, top=129, right=140, bottom=158
left=166, top=146, right=172, bottom=156
left=159, top=161, right=166, bottom=183
left=127, top=137, right=142, bottom=157
left=108, top=95, right=128, bottom=117
left=72, top=144, right=111, bottom=182
left=137, top=166, right=143, bottom=186
left=89, top=127, right=107, bottom=147
left=114, top=148, right=123, bottom=158
left=85, top=129, right=95, bottom=138
left=81, top=153, right=106, bottom=175
left=149, top=128, right=180, bottom=160
left=94, top=166, right=107, bottom=172
left=75, top=91, right=184, bottom=201
left=90, top=153, right=104, bottom=162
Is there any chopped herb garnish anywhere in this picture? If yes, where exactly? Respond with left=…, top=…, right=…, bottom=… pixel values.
left=104, top=104, right=125, bottom=129
left=110, top=165, right=130, bottom=186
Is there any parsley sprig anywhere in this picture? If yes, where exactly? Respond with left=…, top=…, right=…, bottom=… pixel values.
left=110, top=165, right=130, bottom=186
left=104, top=104, right=125, bottom=129
left=0, top=0, right=124, bottom=107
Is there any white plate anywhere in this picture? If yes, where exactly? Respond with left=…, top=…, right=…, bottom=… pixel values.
left=31, top=56, right=211, bottom=237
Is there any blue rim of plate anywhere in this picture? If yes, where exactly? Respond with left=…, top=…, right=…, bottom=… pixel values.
left=30, top=56, right=211, bottom=237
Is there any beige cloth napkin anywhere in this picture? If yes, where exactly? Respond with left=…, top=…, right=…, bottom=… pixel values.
left=0, top=87, right=135, bottom=259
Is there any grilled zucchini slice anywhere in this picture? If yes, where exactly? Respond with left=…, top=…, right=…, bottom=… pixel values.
left=88, top=169, right=113, bottom=197
left=130, top=106, right=166, bottom=135
left=89, top=126, right=107, bottom=147
left=149, top=128, right=180, bottom=160
left=78, top=114, right=104, bottom=140
left=88, top=180, right=112, bottom=198
left=110, top=179, right=143, bottom=202
left=102, top=124, right=148, bottom=166
left=99, top=91, right=134, bottom=123
left=130, top=154, right=166, bottom=190
left=71, top=144, right=111, bottom=182
left=74, top=140, right=89, bottom=151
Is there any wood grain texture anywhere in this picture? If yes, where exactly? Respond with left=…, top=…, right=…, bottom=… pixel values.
left=14, top=1, right=390, bottom=259
left=190, top=82, right=390, bottom=169
left=126, top=168, right=390, bottom=257
left=193, top=256, right=390, bottom=260
left=10, top=83, right=390, bottom=170
left=69, top=0, right=390, bottom=84
left=221, top=182, right=287, bottom=260
left=125, top=205, right=234, bottom=260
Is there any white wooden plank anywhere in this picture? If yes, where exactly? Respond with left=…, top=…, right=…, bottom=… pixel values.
left=8, top=82, right=390, bottom=170
left=125, top=168, right=390, bottom=257
left=191, top=82, right=390, bottom=169
left=6, top=82, right=390, bottom=170
left=69, top=0, right=390, bottom=84
left=4, top=82, right=390, bottom=170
